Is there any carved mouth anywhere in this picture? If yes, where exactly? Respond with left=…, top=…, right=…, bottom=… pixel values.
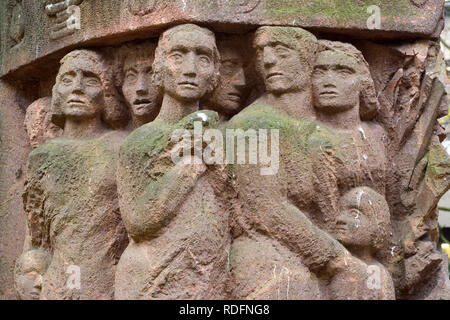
left=179, top=81, right=198, bottom=88
left=266, top=72, right=284, bottom=80
left=68, top=98, right=85, bottom=104
left=335, top=222, right=347, bottom=233
left=227, top=92, right=241, bottom=102
left=133, top=98, right=151, bottom=105
left=320, top=91, right=338, bottom=97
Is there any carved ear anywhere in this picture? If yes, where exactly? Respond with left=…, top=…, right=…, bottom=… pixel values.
left=50, top=83, right=65, bottom=129
left=359, top=76, right=379, bottom=121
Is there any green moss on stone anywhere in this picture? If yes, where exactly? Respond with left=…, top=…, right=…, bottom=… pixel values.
left=426, top=143, right=450, bottom=179
left=265, top=0, right=413, bottom=23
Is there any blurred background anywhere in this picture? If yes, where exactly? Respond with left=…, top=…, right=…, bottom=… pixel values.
left=436, top=0, right=450, bottom=277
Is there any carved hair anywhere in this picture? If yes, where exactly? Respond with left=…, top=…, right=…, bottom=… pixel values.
left=317, top=40, right=378, bottom=121
left=253, top=26, right=318, bottom=72
left=152, top=24, right=221, bottom=95
left=341, top=187, right=391, bottom=252
left=51, top=49, right=129, bottom=129
left=114, top=40, right=158, bottom=88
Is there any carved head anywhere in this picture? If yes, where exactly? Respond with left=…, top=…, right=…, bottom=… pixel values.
left=52, top=49, right=128, bottom=129
left=14, top=249, right=50, bottom=300
left=25, top=97, right=62, bottom=149
left=253, top=26, right=318, bottom=95
left=117, top=41, right=161, bottom=122
left=152, top=24, right=220, bottom=103
left=203, top=36, right=248, bottom=117
left=312, top=40, right=378, bottom=120
left=336, top=187, right=391, bottom=252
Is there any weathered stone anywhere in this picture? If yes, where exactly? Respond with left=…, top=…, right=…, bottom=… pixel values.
left=0, top=0, right=445, bottom=78
left=0, top=0, right=448, bottom=301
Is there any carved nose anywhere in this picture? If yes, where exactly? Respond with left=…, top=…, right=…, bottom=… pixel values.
left=233, top=68, right=246, bottom=89
left=336, top=214, right=351, bottom=226
left=182, top=53, right=197, bottom=78
left=136, top=74, right=148, bottom=95
left=72, top=75, right=84, bottom=94
left=263, top=47, right=276, bottom=68
left=33, top=275, right=42, bottom=289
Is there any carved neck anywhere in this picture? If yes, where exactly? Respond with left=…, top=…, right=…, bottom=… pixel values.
left=347, top=245, right=375, bottom=264
left=267, top=89, right=315, bottom=121
left=316, top=106, right=361, bottom=131
left=155, top=93, right=199, bottom=124
left=63, top=116, right=106, bottom=139
left=131, top=114, right=152, bottom=129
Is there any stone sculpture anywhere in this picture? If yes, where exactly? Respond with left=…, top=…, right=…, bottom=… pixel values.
left=0, top=0, right=448, bottom=301
left=115, top=24, right=230, bottom=299
left=309, top=40, right=387, bottom=232
left=227, top=26, right=326, bottom=299
left=14, top=249, right=50, bottom=300
left=117, top=41, right=161, bottom=129
left=24, top=97, right=62, bottom=149
left=19, top=49, right=128, bottom=299
left=201, top=35, right=249, bottom=122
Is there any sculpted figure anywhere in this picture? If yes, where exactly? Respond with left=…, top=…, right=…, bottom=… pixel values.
left=227, top=27, right=393, bottom=299
left=227, top=26, right=326, bottom=299
left=117, top=41, right=162, bottom=129
left=116, top=24, right=230, bottom=299
left=308, top=40, right=387, bottom=230
left=327, top=187, right=395, bottom=299
left=14, top=249, right=50, bottom=300
left=24, top=97, right=62, bottom=149
left=20, top=49, right=128, bottom=299
left=201, top=35, right=249, bottom=122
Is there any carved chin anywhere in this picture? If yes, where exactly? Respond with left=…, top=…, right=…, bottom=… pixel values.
left=132, top=103, right=153, bottom=117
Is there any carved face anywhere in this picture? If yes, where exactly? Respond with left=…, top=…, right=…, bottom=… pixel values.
left=312, top=50, right=360, bottom=114
left=15, top=252, right=48, bottom=300
left=208, top=46, right=246, bottom=116
left=254, top=31, right=308, bottom=95
left=122, top=56, right=159, bottom=119
left=335, top=203, right=375, bottom=249
left=25, top=97, right=62, bottom=149
left=161, top=30, right=216, bottom=102
left=56, top=56, right=105, bottom=120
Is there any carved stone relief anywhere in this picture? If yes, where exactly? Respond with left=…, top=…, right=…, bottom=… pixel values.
left=9, top=0, right=25, bottom=47
left=3, top=9, right=448, bottom=300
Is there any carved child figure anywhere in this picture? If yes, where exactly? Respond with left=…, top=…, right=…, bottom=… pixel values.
left=20, top=49, right=128, bottom=299
left=202, top=35, right=249, bottom=122
left=115, top=24, right=230, bottom=299
left=117, top=41, right=162, bottom=129
left=327, top=187, right=395, bottom=299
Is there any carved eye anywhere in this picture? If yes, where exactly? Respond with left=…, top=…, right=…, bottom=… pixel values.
left=61, top=76, right=73, bottom=85
left=169, top=53, right=183, bottom=64
left=312, top=68, right=326, bottom=76
left=337, top=68, right=353, bottom=76
left=222, top=61, right=235, bottom=74
left=199, top=55, right=211, bottom=66
left=125, top=71, right=137, bottom=83
left=86, top=77, right=100, bottom=87
left=275, top=45, right=289, bottom=57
